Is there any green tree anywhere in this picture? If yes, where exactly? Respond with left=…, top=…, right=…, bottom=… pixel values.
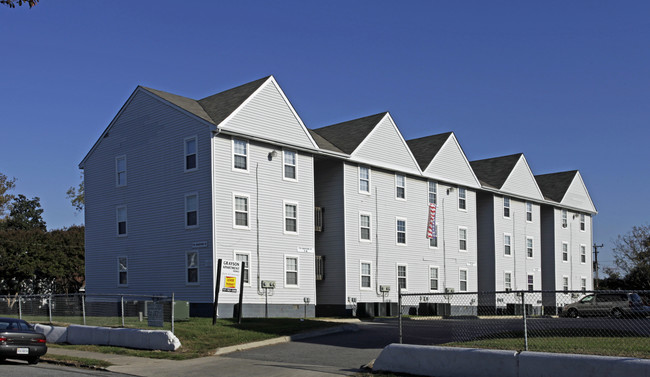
left=66, top=174, right=84, bottom=212
left=1, top=0, right=38, bottom=8
left=0, top=172, right=16, bottom=219
left=612, top=225, right=650, bottom=276
left=3, top=194, right=46, bottom=231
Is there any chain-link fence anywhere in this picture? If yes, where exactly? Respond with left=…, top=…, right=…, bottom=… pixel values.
left=398, top=290, right=650, bottom=358
left=0, top=293, right=180, bottom=333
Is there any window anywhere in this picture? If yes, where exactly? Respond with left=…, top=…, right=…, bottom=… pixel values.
left=360, top=213, right=371, bottom=241
left=360, top=262, right=371, bottom=289
left=283, top=150, right=297, bottom=180
left=118, top=257, right=128, bottom=286
left=116, top=155, right=126, bottom=186
left=185, top=136, right=197, bottom=171
left=562, top=242, right=568, bottom=262
left=504, top=234, right=511, bottom=256
left=580, top=214, right=585, bottom=231
left=285, top=256, right=298, bottom=287
left=233, top=195, right=249, bottom=229
left=458, top=188, right=466, bottom=210
left=459, top=227, right=467, bottom=251
left=396, top=218, right=406, bottom=245
left=503, top=197, right=511, bottom=218
left=116, top=206, right=127, bottom=236
left=315, top=207, right=324, bottom=232
left=527, top=274, right=534, bottom=291
left=580, top=245, right=586, bottom=263
left=397, top=264, right=407, bottom=291
left=284, top=202, right=298, bottom=233
left=395, top=174, right=406, bottom=199
left=459, top=269, right=468, bottom=292
left=185, top=193, right=198, bottom=228
left=428, top=181, right=437, bottom=205
left=563, top=276, right=569, bottom=291
left=186, top=251, right=199, bottom=284
left=233, top=138, right=248, bottom=171
left=581, top=277, right=587, bottom=291
left=315, top=255, right=325, bottom=281
left=526, top=202, right=533, bottom=222
left=527, top=237, right=534, bottom=258
left=429, top=267, right=439, bottom=291
left=359, top=166, right=370, bottom=193
left=235, top=252, right=250, bottom=284
left=504, top=272, right=512, bottom=291
left=429, top=229, right=438, bottom=248
left=562, top=209, right=567, bottom=228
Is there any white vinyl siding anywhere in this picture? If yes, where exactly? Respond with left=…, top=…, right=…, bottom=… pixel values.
left=116, top=206, right=127, bottom=236
left=185, top=193, right=198, bottom=228
left=115, top=155, right=126, bottom=187
left=232, top=138, right=248, bottom=171
left=284, top=201, right=298, bottom=234
left=118, top=256, right=128, bottom=286
left=233, top=194, right=250, bottom=229
left=184, top=136, right=198, bottom=172
left=395, top=174, right=406, bottom=200
left=359, top=166, right=370, bottom=194
left=186, top=251, right=199, bottom=284
left=360, top=261, right=372, bottom=289
left=283, top=149, right=297, bottom=180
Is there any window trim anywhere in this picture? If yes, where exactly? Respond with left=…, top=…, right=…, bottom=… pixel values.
left=234, top=251, right=252, bottom=287
left=527, top=274, right=534, bottom=292
left=395, top=174, right=406, bottom=200
left=358, top=166, right=371, bottom=194
left=562, top=242, right=569, bottom=262
left=504, top=233, right=512, bottom=256
left=562, top=275, right=570, bottom=291
left=184, top=135, right=198, bottom=172
left=458, top=187, right=467, bottom=211
left=429, top=265, right=440, bottom=292
left=283, top=200, right=299, bottom=235
left=580, top=214, right=586, bottom=232
left=580, top=276, right=587, bottom=291
left=284, top=254, right=299, bottom=288
left=116, top=205, right=127, bottom=237
left=397, top=263, right=408, bottom=292
left=232, top=193, right=250, bottom=230
left=459, top=268, right=468, bottom=292
left=186, top=251, right=199, bottom=285
left=115, top=155, right=127, bottom=187
left=282, top=149, right=297, bottom=181
left=504, top=271, right=512, bottom=291
left=232, top=138, right=249, bottom=172
left=503, top=196, right=511, bottom=219
left=396, top=217, right=407, bottom=246
left=458, top=226, right=468, bottom=252
left=428, top=180, right=437, bottom=205
left=526, top=202, right=533, bottom=222
left=117, top=256, right=128, bottom=287
left=561, top=209, right=568, bottom=228
left=580, top=244, right=587, bottom=264
left=360, top=261, right=372, bottom=290
left=359, top=212, right=372, bottom=242
left=526, top=237, right=534, bottom=259
left=185, top=192, right=199, bottom=229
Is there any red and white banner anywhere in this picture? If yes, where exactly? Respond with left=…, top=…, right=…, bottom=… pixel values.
left=426, top=203, right=437, bottom=239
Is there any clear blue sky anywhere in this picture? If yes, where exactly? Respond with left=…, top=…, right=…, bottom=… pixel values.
left=2, top=1, right=649, bottom=271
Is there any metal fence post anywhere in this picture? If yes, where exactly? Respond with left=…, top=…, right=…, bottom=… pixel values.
left=18, top=296, right=22, bottom=319
left=48, top=294, right=53, bottom=323
left=522, top=291, right=528, bottom=351
left=121, top=295, right=125, bottom=327
left=82, top=294, right=86, bottom=326
left=398, top=289, right=403, bottom=344
left=171, top=293, right=175, bottom=334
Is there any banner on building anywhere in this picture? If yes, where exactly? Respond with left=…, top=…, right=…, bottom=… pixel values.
left=426, top=203, right=437, bottom=239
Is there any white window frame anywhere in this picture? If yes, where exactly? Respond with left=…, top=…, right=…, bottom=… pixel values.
left=234, top=251, right=251, bottom=286
left=504, top=271, right=512, bottom=291
left=284, top=255, right=299, bottom=288
left=503, top=197, right=511, bottom=218
left=561, top=209, right=568, bottom=228
left=283, top=201, right=299, bottom=235
left=283, top=149, right=297, bottom=181
left=117, top=256, right=128, bottom=287
left=526, top=237, right=534, bottom=258
left=562, top=275, right=569, bottom=291
left=359, top=166, right=371, bottom=194
left=116, top=205, right=127, bottom=237
left=581, top=277, right=587, bottom=291
left=115, top=155, right=127, bottom=187
left=395, top=174, right=406, bottom=200
left=360, top=261, right=372, bottom=290
left=397, top=263, right=408, bottom=292
left=526, top=202, right=533, bottom=222
left=527, top=274, right=534, bottom=291
left=359, top=212, right=372, bottom=242
left=562, top=242, right=569, bottom=262
left=396, top=217, right=407, bottom=246
left=232, top=193, right=250, bottom=230
left=428, top=180, right=437, bottom=205
left=459, top=268, right=468, bottom=292
left=580, top=214, right=586, bottom=232
left=458, top=187, right=467, bottom=211
left=186, top=251, right=199, bottom=285
left=504, top=233, right=512, bottom=256
left=459, top=227, right=468, bottom=251
left=184, top=136, right=198, bottom=172
left=185, top=193, right=199, bottom=229
left=580, top=244, right=587, bottom=264
left=429, top=265, right=440, bottom=292
left=429, top=224, right=438, bottom=249
left=232, top=138, right=249, bottom=172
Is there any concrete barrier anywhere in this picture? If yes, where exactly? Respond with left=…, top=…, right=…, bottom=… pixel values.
left=373, top=344, right=650, bottom=377
left=34, top=324, right=68, bottom=343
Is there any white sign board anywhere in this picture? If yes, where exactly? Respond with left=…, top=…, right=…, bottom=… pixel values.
left=220, top=260, right=242, bottom=294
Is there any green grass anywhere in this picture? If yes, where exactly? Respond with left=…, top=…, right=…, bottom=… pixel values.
left=49, top=317, right=340, bottom=360
left=41, top=353, right=112, bottom=369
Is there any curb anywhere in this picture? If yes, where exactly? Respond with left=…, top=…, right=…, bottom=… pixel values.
left=213, top=324, right=359, bottom=356
left=41, top=357, right=110, bottom=371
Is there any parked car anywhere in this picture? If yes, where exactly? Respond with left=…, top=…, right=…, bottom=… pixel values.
left=562, top=292, right=650, bottom=319
left=0, top=317, right=47, bottom=364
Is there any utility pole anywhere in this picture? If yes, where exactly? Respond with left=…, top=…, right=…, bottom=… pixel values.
left=593, top=243, right=604, bottom=289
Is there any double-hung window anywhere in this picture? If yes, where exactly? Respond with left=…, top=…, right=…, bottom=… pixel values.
left=580, top=245, right=586, bottom=263
left=360, top=262, right=371, bottom=289
left=235, top=252, right=250, bottom=284
left=526, top=237, right=534, bottom=258
left=233, top=138, right=248, bottom=171
left=397, top=264, right=407, bottom=291
left=360, top=213, right=371, bottom=241
left=359, top=166, right=370, bottom=194
left=284, top=202, right=298, bottom=234
left=233, top=195, right=249, bottom=229
left=527, top=274, right=534, bottom=291
left=581, top=278, right=587, bottom=291
left=562, top=242, right=569, bottom=262
left=429, top=267, right=439, bottom=291
left=429, top=230, right=438, bottom=248
left=504, top=234, right=512, bottom=256
left=504, top=272, right=512, bottom=291
left=526, top=202, right=533, bottom=222
left=285, top=256, right=298, bottom=287
left=580, top=214, right=585, bottom=231
left=116, top=155, right=126, bottom=186
left=562, top=209, right=568, bottom=228
left=186, top=251, right=199, bottom=284
left=428, top=181, right=437, bottom=205
left=395, top=174, right=406, bottom=199
left=459, top=227, right=467, bottom=251
left=563, top=276, right=569, bottom=291
left=116, top=206, right=127, bottom=236
left=283, top=150, right=297, bottom=180
left=185, top=136, right=197, bottom=171
left=185, top=193, right=198, bottom=228
left=396, top=218, right=406, bottom=245
left=118, top=257, right=128, bottom=286
left=503, top=197, right=511, bottom=218
left=458, top=188, right=466, bottom=210
left=459, top=269, right=468, bottom=292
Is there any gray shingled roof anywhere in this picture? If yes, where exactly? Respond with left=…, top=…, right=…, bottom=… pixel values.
left=534, top=170, right=578, bottom=202
left=469, top=153, right=523, bottom=189
left=141, top=76, right=270, bottom=127
left=406, top=132, right=453, bottom=171
left=310, top=112, right=387, bottom=154
left=308, top=129, right=344, bottom=154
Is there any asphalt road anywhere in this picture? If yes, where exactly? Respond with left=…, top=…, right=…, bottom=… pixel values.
left=0, top=360, right=132, bottom=377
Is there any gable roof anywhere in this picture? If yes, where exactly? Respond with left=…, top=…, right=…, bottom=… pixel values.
left=534, top=170, right=578, bottom=202
left=308, top=129, right=344, bottom=154
left=310, top=112, right=387, bottom=154
left=470, top=153, right=523, bottom=189
left=406, top=132, right=453, bottom=171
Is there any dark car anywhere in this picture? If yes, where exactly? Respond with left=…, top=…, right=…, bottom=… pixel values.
left=562, top=292, right=650, bottom=319
left=0, top=317, right=47, bottom=364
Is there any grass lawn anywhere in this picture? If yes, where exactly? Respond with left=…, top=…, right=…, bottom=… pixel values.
left=49, top=317, right=341, bottom=360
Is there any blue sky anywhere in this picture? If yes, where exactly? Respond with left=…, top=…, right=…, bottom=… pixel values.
left=1, top=1, right=649, bottom=271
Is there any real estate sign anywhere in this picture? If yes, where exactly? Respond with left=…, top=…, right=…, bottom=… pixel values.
left=219, top=260, right=241, bottom=294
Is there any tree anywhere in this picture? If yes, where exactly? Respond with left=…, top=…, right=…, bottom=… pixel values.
left=66, top=174, right=84, bottom=212
left=1, top=0, right=38, bottom=8
left=612, top=225, right=650, bottom=276
left=0, top=172, right=16, bottom=219
left=3, top=194, right=46, bottom=231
